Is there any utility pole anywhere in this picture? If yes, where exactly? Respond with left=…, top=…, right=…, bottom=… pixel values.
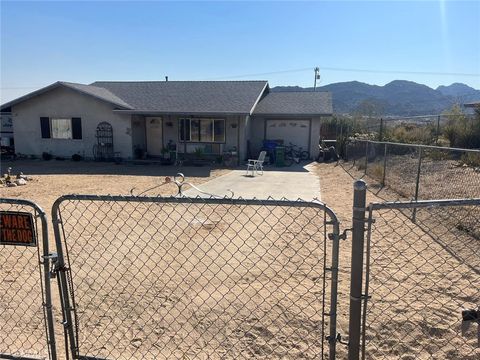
left=314, top=67, right=320, bottom=91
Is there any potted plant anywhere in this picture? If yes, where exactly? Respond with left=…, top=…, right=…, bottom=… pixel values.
left=134, top=146, right=146, bottom=160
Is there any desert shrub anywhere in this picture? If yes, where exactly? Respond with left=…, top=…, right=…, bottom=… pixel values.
left=384, top=123, right=436, bottom=145
left=442, top=105, right=480, bottom=149
left=424, top=149, right=449, bottom=161
left=42, top=152, right=52, bottom=160
left=369, top=163, right=385, bottom=182
left=460, top=152, right=480, bottom=167
left=356, top=161, right=366, bottom=171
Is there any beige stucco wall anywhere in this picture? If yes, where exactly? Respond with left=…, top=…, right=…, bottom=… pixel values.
left=249, top=116, right=323, bottom=159
left=12, top=86, right=133, bottom=159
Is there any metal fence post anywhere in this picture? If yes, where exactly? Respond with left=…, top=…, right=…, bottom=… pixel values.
left=348, top=180, right=367, bottom=360
left=379, top=118, right=384, bottom=141
left=353, top=140, right=356, bottom=166
left=39, top=211, right=57, bottom=360
left=436, top=115, right=441, bottom=145
left=328, top=216, right=341, bottom=360
left=412, top=147, right=423, bottom=222
left=51, top=202, right=79, bottom=359
left=382, top=143, right=387, bottom=186
left=364, top=142, right=369, bottom=175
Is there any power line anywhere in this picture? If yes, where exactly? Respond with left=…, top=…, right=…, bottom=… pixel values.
left=2, top=65, right=480, bottom=89
left=204, top=67, right=313, bottom=80
left=204, top=66, right=480, bottom=80
left=321, top=66, right=480, bottom=77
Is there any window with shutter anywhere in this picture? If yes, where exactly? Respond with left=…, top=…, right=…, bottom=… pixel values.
left=40, top=117, right=51, bottom=138
left=72, top=118, right=82, bottom=139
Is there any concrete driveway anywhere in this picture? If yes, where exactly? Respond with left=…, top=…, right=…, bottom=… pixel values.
left=184, top=162, right=321, bottom=200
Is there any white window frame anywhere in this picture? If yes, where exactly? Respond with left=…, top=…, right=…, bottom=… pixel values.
left=51, top=118, right=73, bottom=139
left=179, top=118, right=226, bottom=143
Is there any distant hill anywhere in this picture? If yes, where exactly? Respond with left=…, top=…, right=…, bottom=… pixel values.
left=273, top=80, right=480, bottom=116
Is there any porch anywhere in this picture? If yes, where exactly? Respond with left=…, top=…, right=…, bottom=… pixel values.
left=130, top=114, right=246, bottom=165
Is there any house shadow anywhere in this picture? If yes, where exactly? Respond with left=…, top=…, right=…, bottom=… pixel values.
left=0, top=159, right=214, bottom=178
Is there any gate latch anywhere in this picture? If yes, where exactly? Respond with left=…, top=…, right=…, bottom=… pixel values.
left=328, top=228, right=352, bottom=241
left=340, top=228, right=352, bottom=240
left=42, top=252, right=59, bottom=278
left=326, top=333, right=349, bottom=346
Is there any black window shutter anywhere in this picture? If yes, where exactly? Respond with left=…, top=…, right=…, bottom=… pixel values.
left=72, top=118, right=82, bottom=139
left=40, top=117, right=50, bottom=138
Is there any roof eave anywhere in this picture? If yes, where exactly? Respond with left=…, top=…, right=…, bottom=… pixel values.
left=0, top=81, right=133, bottom=111
left=0, top=82, right=61, bottom=111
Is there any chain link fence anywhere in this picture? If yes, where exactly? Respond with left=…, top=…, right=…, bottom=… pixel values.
left=2, top=179, right=478, bottom=360
left=344, top=139, right=480, bottom=201
left=360, top=199, right=480, bottom=359
left=51, top=195, right=341, bottom=360
left=0, top=198, right=57, bottom=359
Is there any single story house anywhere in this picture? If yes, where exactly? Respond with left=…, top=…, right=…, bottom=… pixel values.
left=0, top=80, right=333, bottom=162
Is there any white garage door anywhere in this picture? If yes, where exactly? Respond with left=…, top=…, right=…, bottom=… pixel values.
left=266, top=119, right=311, bottom=152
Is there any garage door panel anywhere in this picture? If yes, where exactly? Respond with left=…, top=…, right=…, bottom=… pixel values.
left=266, top=119, right=310, bottom=151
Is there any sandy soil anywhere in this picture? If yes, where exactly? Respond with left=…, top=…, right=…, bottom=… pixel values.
left=55, top=200, right=333, bottom=359
left=1, top=159, right=478, bottom=359
left=0, top=159, right=229, bottom=359
left=345, top=150, right=480, bottom=201
left=0, top=159, right=231, bottom=213
left=316, top=162, right=479, bottom=360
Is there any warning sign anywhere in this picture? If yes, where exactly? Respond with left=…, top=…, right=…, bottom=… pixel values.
left=0, top=211, right=37, bottom=246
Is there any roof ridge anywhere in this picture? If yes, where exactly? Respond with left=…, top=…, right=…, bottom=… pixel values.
left=91, top=80, right=268, bottom=84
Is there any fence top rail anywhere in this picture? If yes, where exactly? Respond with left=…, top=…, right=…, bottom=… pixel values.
left=352, top=139, right=480, bottom=153
left=51, top=193, right=340, bottom=225
left=369, top=198, right=480, bottom=211
left=0, top=197, right=46, bottom=216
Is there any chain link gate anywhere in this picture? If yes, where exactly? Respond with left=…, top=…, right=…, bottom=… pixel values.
left=51, top=194, right=342, bottom=359
left=0, top=198, right=57, bottom=359
left=348, top=181, right=479, bottom=359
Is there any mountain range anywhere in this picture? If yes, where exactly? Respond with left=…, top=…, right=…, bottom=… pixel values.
left=272, top=80, right=480, bottom=116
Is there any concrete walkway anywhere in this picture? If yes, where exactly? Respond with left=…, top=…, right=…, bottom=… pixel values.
left=184, top=162, right=321, bottom=200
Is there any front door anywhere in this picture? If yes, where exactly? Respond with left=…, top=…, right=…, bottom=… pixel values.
left=146, top=117, right=163, bottom=156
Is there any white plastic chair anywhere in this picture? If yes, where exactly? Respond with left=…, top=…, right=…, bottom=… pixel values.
left=246, top=151, right=266, bottom=176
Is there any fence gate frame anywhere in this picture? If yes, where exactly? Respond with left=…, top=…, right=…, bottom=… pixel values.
left=51, top=194, right=342, bottom=360
left=0, top=198, right=57, bottom=360
left=347, top=182, right=480, bottom=359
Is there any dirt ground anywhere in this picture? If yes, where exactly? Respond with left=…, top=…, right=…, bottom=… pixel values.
left=1, top=159, right=478, bottom=359
left=317, top=162, right=479, bottom=360
left=0, top=159, right=231, bottom=213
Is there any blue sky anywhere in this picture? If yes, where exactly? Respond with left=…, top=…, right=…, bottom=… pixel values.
left=1, top=1, right=479, bottom=103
